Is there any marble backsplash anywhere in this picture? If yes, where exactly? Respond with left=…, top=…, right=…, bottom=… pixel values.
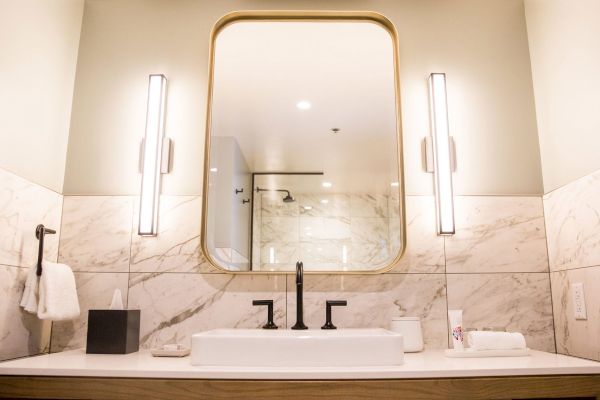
left=49, top=193, right=556, bottom=354
left=0, top=168, right=62, bottom=361
left=544, top=169, right=600, bottom=361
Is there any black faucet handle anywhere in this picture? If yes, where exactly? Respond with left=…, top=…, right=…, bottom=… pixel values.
left=252, top=300, right=278, bottom=329
left=322, top=300, right=347, bottom=330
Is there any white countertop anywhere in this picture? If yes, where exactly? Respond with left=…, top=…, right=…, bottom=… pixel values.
left=1, top=349, right=599, bottom=380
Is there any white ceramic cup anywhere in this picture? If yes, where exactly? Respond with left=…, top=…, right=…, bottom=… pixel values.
left=390, top=317, right=424, bottom=352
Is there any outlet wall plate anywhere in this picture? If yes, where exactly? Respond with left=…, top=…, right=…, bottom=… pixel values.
left=572, top=282, right=587, bottom=320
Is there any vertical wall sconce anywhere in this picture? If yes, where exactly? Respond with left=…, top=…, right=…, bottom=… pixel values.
left=139, top=74, right=171, bottom=236
left=426, top=73, right=456, bottom=235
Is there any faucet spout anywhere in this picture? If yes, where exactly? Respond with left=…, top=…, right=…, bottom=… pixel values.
left=291, top=261, right=308, bottom=330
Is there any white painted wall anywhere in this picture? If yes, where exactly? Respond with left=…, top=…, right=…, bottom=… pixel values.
left=62, top=0, right=542, bottom=196
left=524, top=0, right=600, bottom=193
left=0, top=0, right=84, bottom=192
left=208, top=137, right=251, bottom=269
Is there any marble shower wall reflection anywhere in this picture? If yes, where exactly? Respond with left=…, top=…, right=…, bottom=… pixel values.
left=0, top=168, right=62, bottom=361
left=544, top=169, right=600, bottom=361
left=255, top=192, right=397, bottom=271
left=51, top=193, right=556, bottom=353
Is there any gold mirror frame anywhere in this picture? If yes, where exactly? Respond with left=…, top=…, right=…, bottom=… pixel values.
left=201, top=10, right=407, bottom=275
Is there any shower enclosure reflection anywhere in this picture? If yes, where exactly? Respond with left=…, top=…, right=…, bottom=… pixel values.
left=251, top=173, right=401, bottom=272
left=202, top=13, right=405, bottom=273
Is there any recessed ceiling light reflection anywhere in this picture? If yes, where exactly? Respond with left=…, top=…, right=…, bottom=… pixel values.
left=210, top=168, right=218, bottom=172
left=303, top=206, right=313, bottom=210
left=296, top=101, right=311, bottom=110
left=322, top=182, right=333, bottom=188
left=320, top=199, right=329, bottom=204
left=390, top=182, right=399, bottom=187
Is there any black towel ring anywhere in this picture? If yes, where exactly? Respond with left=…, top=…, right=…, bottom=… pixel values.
left=35, top=224, right=56, bottom=276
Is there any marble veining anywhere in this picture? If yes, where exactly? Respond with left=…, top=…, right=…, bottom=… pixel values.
left=59, top=196, right=133, bottom=272
left=50, top=272, right=130, bottom=352
left=0, top=168, right=62, bottom=268
left=350, top=217, right=388, bottom=244
left=261, top=217, right=299, bottom=243
left=130, top=196, right=212, bottom=273
left=285, top=274, right=448, bottom=348
left=446, top=196, right=548, bottom=273
left=446, top=273, right=555, bottom=352
left=255, top=193, right=402, bottom=271
left=297, top=194, right=350, bottom=218
left=0, top=265, right=51, bottom=361
left=45, top=193, right=560, bottom=357
left=350, top=194, right=389, bottom=218
left=544, top=170, right=600, bottom=271
left=388, top=196, right=444, bottom=273
left=127, top=273, right=286, bottom=349
left=551, top=267, right=600, bottom=361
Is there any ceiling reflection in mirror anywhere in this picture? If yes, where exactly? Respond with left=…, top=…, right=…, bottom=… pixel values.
left=203, top=16, right=405, bottom=273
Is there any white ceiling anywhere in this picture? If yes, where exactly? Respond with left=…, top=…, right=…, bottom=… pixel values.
left=211, top=21, right=399, bottom=193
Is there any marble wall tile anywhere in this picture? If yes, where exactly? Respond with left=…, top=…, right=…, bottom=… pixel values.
left=299, top=217, right=350, bottom=241
left=50, top=272, right=129, bottom=352
left=544, top=170, right=600, bottom=271
left=297, top=194, right=350, bottom=218
left=388, top=196, right=444, bottom=273
left=349, top=242, right=390, bottom=269
left=59, top=196, right=133, bottom=272
left=261, top=217, right=298, bottom=243
left=350, top=217, right=389, bottom=244
left=350, top=194, right=389, bottom=218
left=0, top=265, right=51, bottom=361
left=299, top=242, right=347, bottom=269
left=128, top=273, right=286, bottom=349
left=446, top=273, right=555, bottom=352
left=551, top=267, right=600, bottom=361
left=130, top=196, right=210, bottom=273
left=388, top=191, right=401, bottom=219
left=446, top=196, right=548, bottom=273
left=0, top=168, right=62, bottom=267
left=285, top=274, right=448, bottom=348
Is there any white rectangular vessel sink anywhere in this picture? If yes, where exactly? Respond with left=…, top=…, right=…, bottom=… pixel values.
left=191, top=328, right=404, bottom=367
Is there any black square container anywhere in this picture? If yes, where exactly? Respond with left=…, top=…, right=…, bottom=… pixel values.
left=86, top=310, right=140, bottom=354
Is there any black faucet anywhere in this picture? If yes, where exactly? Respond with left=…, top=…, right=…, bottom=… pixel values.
left=321, top=300, right=347, bottom=329
left=291, top=261, right=308, bottom=330
left=252, top=300, right=278, bottom=329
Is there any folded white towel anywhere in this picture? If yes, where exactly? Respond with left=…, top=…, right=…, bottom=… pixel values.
left=37, top=261, right=80, bottom=321
left=19, top=265, right=39, bottom=313
left=467, top=331, right=526, bottom=351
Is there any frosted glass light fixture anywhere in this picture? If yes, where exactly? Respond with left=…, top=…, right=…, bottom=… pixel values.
left=428, top=73, right=455, bottom=235
left=139, top=74, right=170, bottom=236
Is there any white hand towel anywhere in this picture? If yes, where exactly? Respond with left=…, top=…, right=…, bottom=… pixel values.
left=37, top=261, right=80, bottom=321
left=19, top=265, right=39, bottom=313
left=467, top=331, right=526, bottom=351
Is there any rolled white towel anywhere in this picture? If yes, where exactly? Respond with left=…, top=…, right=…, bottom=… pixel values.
left=467, top=331, right=526, bottom=351
left=37, top=261, right=80, bottom=321
left=19, top=265, right=39, bottom=314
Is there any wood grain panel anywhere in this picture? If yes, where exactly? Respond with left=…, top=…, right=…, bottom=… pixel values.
left=0, top=375, right=599, bottom=400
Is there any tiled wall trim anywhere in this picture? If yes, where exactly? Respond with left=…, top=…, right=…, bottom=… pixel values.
left=51, top=194, right=556, bottom=354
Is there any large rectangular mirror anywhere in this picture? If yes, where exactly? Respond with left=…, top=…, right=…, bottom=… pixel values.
left=202, top=12, right=405, bottom=273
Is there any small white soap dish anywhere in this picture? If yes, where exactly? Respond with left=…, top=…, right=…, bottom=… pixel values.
left=151, top=344, right=190, bottom=357
left=444, top=348, right=530, bottom=358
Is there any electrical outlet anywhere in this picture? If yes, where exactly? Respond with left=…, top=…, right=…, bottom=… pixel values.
left=572, top=283, right=587, bottom=320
